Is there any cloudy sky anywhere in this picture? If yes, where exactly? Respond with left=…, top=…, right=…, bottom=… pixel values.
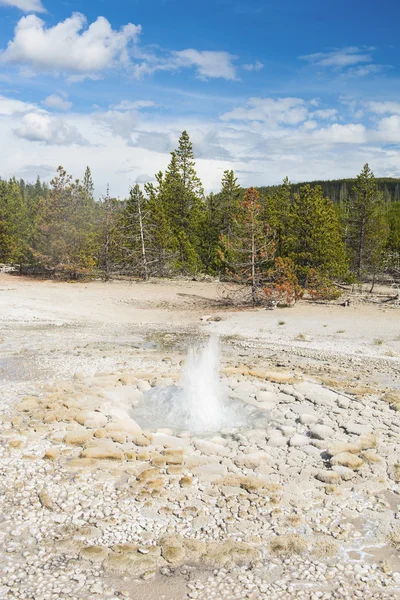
left=0, top=0, right=400, bottom=198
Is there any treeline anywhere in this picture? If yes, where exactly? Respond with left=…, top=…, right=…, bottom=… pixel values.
left=1, top=130, right=400, bottom=303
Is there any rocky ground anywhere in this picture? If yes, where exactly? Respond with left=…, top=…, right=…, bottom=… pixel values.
left=0, top=275, right=399, bottom=599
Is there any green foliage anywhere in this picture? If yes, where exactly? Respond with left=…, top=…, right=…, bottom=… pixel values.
left=31, top=166, right=97, bottom=277
left=83, top=166, right=95, bottom=200
left=346, top=164, right=389, bottom=283
left=0, top=178, right=29, bottom=263
left=283, top=184, right=348, bottom=286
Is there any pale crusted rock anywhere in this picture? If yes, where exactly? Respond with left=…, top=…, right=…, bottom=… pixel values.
left=64, top=430, right=93, bottom=446
left=336, top=396, right=350, bottom=409
left=193, top=439, right=231, bottom=457
left=331, top=465, right=356, bottom=480
left=344, top=422, right=372, bottom=436
left=38, top=489, right=54, bottom=510
left=137, top=380, right=151, bottom=393
left=327, top=442, right=361, bottom=456
left=309, top=424, right=335, bottom=440
left=331, top=452, right=363, bottom=470
left=16, top=398, right=39, bottom=413
left=267, top=433, right=287, bottom=447
left=363, top=449, right=382, bottom=463
left=360, top=433, right=377, bottom=450
left=179, top=475, right=192, bottom=487
left=256, top=390, right=279, bottom=404
left=75, top=410, right=107, bottom=428
left=294, top=382, right=338, bottom=406
left=289, top=434, right=310, bottom=447
left=105, top=418, right=142, bottom=436
left=132, top=433, right=152, bottom=447
left=152, top=433, right=191, bottom=448
left=44, top=448, right=60, bottom=461
left=298, top=413, right=318, bottom=425
left=164, top=449, right=184, bottom=465
left=234, top=452, right=271, bottom=470
left=80, top=546, right=110, bottom=563
left=80, top=446, right=123, bottom=460
left=316, top=470, right=341, bottom=484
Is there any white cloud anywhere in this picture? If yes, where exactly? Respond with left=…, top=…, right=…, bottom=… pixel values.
left=1, top=13, right=141, bottom=78
left=0, top=0, right=45, bottom=12
left=172, top=49, right=238, bottom=80
left=42, top=93, right=72, bottom=111
left=14, top=112, right=88, bottom=145
left=111, top=100, right=155, bottom=111
left=312, top=123, right=367, bottom=144
left=376, top=115, right=400, bottom=143
left=221, top=97, right=308, bottom=125
left=312, top=109, right=338, bottom=120
left=243, top=60, right=264, bottom=72
left=300, top=46, right=372, bottom=68
left=368, top=101, right=400, bottom=115
left=0, top=94, right=35, bottom=114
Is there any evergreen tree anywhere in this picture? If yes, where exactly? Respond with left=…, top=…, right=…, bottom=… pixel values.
left=218, top=170, right=241, bottom=237
left=119, top=184, right=150, bottom=279
left=83, top=166, right=95, bottom=200
left=263, top=177, right=292, bottom=256
left=346, top=164, right=389, bottom=285
left=284, top=184, right=348, bottom=287
left=0, top=179, right=29, bottom=263
left=32, top=166, right=97, bottom=276
left=219, top=187, right=275, bottom=305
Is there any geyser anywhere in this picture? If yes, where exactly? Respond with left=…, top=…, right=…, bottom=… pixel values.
left=132, top=337, right=264, bottom=434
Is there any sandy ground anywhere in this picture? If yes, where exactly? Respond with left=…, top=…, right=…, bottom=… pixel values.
left=1, top=275, right=400, bottom=600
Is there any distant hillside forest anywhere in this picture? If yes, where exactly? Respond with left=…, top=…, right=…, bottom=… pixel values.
left=258, top=178, right=400, bottom=205
left=1, top=130, right=400, bottom=304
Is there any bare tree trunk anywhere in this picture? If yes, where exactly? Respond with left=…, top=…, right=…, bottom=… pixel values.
left=251, top=223, right=256, bottom=305
left=137, top=195, right=148, bottom=281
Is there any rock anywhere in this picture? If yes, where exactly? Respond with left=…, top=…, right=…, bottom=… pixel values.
left=76, top=410, right=107, bottom=429
left=309, top=425, right=335, bottom=440
left=344, top=423, right=372, bottom=436
left=331, top=465, right=356, bottom=481
left=132, top=433, right=152, bottom=447
left=81, top=446, right=124, bottom=460
left=8, top=439, right=24, bottom=449
left=80, top=546, right=110, bottom=563
left=316, top=470, right=341, bottom=484
left=38, top=489, right=54, bottom=510
left=136, top=467, right=161, bottom=482
left=363, top=450, right=382, bottom=463
left=124, top=450, right=137, bottom=461
left=279, top=426, right=297, bottom=437
left=164, top=449, right=184, bottom=465
left=360, top=433, right=377, bottom=450
left=327, top=442, right=361, bottom=456
left=234, top=452, right=271, bottom=470
left=294, top=382, right=338, bottom=406
left=330, top=452, right=364, bottom=470
left=193, top=439, right=230, bottom=457
left=256, top=391, right=279, bottom=404
left=64, top=430, right=92, bottom=446
left=298, top=413, right=318, bottom=425
left=179, top=475, right=192, bottom=487
left=44, top=448, right=60, bottom=461
left=336, top=396, right=350, bottom=409
left=289, top=434, right=310, bottom=447
left=204, top=540, right=259, bottom=567
left=152, top=433, right=191, bottom=448
left=137, top=380, right=151, bottom=393
left=267, top=433, right=287, bottom=447
left=16, top=398, right=39, bottom=412
left=105, top=418, right=142, bottom=436
left=161, top=536, right=185, bottom=564
left=232, top=381, right=258, bottom=397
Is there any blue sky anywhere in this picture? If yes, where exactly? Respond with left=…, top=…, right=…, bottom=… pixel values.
left=0, top=0, right=400, bottom=197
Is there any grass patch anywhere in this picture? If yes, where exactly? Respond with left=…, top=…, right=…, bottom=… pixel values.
left=278, top=320, right=286, bottom=326
left=295, top=333, right=307, bottom=341
left=323, top=324, right=328, bottom=328
left=336, top=329, right=345, bottom=334
left=374, top=338, right=384, bottom=346
left=270, top=534, right=307, bottom=556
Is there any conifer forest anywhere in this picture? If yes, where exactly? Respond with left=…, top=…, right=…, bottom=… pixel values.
left=1, top=130, right=400, bottom=303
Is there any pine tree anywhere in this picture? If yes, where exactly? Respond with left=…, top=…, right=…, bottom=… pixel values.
left=218, top=170, right=241, bottom=237
left=0, top=179, right=29, bottom=264
left=219, top=187, right=275, bottom=305
left=284, top=184, right=348, bottom=287
left=162, top=131, right=205, bottom=274
left=347, top=164, right=389, bottom=287
left=32, top=166, right=97, bottom=277
left=83, top=166, right=95, bottom=200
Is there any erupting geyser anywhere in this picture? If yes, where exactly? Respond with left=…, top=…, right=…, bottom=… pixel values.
left=132, top=337, right=262, bottom=434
